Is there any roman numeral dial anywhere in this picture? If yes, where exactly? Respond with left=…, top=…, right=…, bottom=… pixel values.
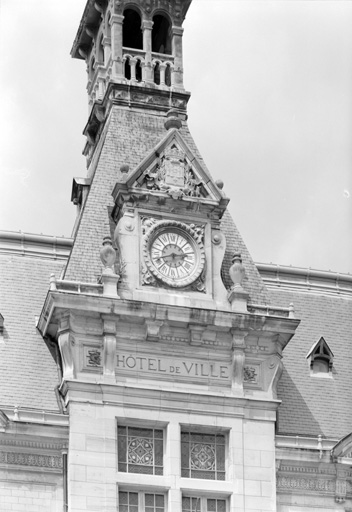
left=151, top=233, right=195, bottom=278
left=143, top=221, right=205, bottom=288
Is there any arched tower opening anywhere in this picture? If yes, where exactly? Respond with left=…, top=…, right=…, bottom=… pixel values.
left=123, top=9, right=143, bottom=49
left=152, top=14, right=171, bottom=54
left=165, top=64, right=171, bottom=86
left=154, top=62, right=160, bottom=85
left=97, top=35, right=104, bottom=64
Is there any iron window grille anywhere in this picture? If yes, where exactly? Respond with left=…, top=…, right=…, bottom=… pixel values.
left=181, top=432, right=225, bottom=480
left=118, top=426, right=164, bottom=475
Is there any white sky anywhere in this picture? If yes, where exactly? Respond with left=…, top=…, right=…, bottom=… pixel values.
left=0, top=0, right=351, bottom=274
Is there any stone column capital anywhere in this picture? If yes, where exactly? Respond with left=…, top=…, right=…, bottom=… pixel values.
left=142, top=20, right=153, bottom=30
left=172, top=26, right=184, bottom=36
left=110, top=14, right=124, bottom=24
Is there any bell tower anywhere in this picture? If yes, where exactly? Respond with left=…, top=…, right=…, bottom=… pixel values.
left=71, top=0, right=192, bottom=171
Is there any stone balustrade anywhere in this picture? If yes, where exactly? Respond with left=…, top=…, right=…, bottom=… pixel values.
left=50, top=275, right=103, bottom=296
left=247, top=302, right=295, bottom=319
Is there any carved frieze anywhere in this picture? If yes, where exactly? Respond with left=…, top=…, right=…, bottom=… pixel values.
left=277, top=476, right=335, bottom=493
left=0, top=451, right=63, bottom=470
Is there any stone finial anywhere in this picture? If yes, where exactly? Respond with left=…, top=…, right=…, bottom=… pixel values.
left=120, top=164, right=129, bottom=174
left=215, top=179, right=224, bottom=190
left=289, top=303, right=295, bottom=319
left=49, top=273, right=57, bottom=291
left=164, top=109, right=182, bottom=130
left=228, top=253, right=249, bottom=312
left=100, top=236, right=116, bottom=273
left=13, top=405, right=19, bottom=421
left=100, top=236, right=120, bottom=298
left=229, top=253, right=245, bottom=290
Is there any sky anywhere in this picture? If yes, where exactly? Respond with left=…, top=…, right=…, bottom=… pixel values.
left=0, top=0, right=351, bottom=274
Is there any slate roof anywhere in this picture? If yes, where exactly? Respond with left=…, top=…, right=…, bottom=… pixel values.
left=0, top=232, right=72, bottom=412
left=258, top=265, right=352, bottom=439
left=64, top=106, right=269, bottom=305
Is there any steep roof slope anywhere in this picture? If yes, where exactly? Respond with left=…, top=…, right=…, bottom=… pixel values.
left=259, top=265, right=352, bottom=439
left=64, top=107, right=269, bottom=305
left=0, top=232, right=72, bottom=411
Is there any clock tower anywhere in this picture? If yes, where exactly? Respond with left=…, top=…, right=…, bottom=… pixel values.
left=38, top=2, right=300, bottom=511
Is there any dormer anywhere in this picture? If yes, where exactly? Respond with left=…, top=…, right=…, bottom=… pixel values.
left=306, top=337, right=334, bottom=377
left=71, top=0, right=192, bottom=110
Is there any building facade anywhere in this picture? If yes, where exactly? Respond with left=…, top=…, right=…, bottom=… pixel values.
left=0, top=1, right=351, bottom=511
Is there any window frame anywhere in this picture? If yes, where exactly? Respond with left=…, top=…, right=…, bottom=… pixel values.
left=180, top=427, right=228, bottom=481
left=117, top=422, right=166, bottom=476
left=118, top=489, right=168, bottom=512
left=181, top=494, right=229, bottom=512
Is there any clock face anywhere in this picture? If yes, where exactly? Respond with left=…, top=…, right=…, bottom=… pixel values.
left=143, top=221, right=205, bottom=288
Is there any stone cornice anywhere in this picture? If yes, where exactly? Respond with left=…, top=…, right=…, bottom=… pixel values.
left=60, top=380, right=281, bottom=418
left=38, top=288, right=300, bottom=345
left=0, top=230, right=73, bottom=261
left=257, top=263, right=352, bottom=298
left=0, top=406, right=69, bottom=427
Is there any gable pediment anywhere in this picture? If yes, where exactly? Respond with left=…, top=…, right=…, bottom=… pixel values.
left=332, top=432, right=352, bottom=462
left=0, top=410, right=9, bottom=432
left=112, top=129, right=228, bottom=211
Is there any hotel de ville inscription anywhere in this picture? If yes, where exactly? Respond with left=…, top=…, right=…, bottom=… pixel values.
left=84, top=347, right=231, bottom=381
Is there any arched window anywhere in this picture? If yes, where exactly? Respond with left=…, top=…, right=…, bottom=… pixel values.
left=165, top=64, right=171, bottom=86
left=124, top=57, right=131, bottom=80
left=307, top=337, right=334, bottom=377
left=152, top=14, right=171, bottom=54
left=123, top=9, right=143, bottom=49
left=154, top=62, right=160, bottom=85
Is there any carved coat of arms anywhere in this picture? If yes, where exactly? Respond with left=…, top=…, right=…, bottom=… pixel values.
left=143, top=146, right=203, bottom=199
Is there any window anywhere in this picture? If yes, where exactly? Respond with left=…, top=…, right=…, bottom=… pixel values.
left=182, top=496, right=226, bottom=512
left=306, top=337, right=334, bottom=377
left=181, top=432, right=225, bottom=480
left=118, top=426, right=163, bottom=475
left=119, top=492, right=165, bottom=512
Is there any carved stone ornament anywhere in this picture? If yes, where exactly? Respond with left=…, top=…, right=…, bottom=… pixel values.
left=243, top=366, right=258, bottom=383
left=142, top=219, right=205, bottom=289
left=140, top=145, right=206, bottom=200
left=0, top=451, right=63, bottom=470
left=87, top=349, right=102, bottom=367
left=277, top=476, right=335, bottom=493
left=229, top=253, right=246, bottom=289
left=100, top=236, right=117, bottom=272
